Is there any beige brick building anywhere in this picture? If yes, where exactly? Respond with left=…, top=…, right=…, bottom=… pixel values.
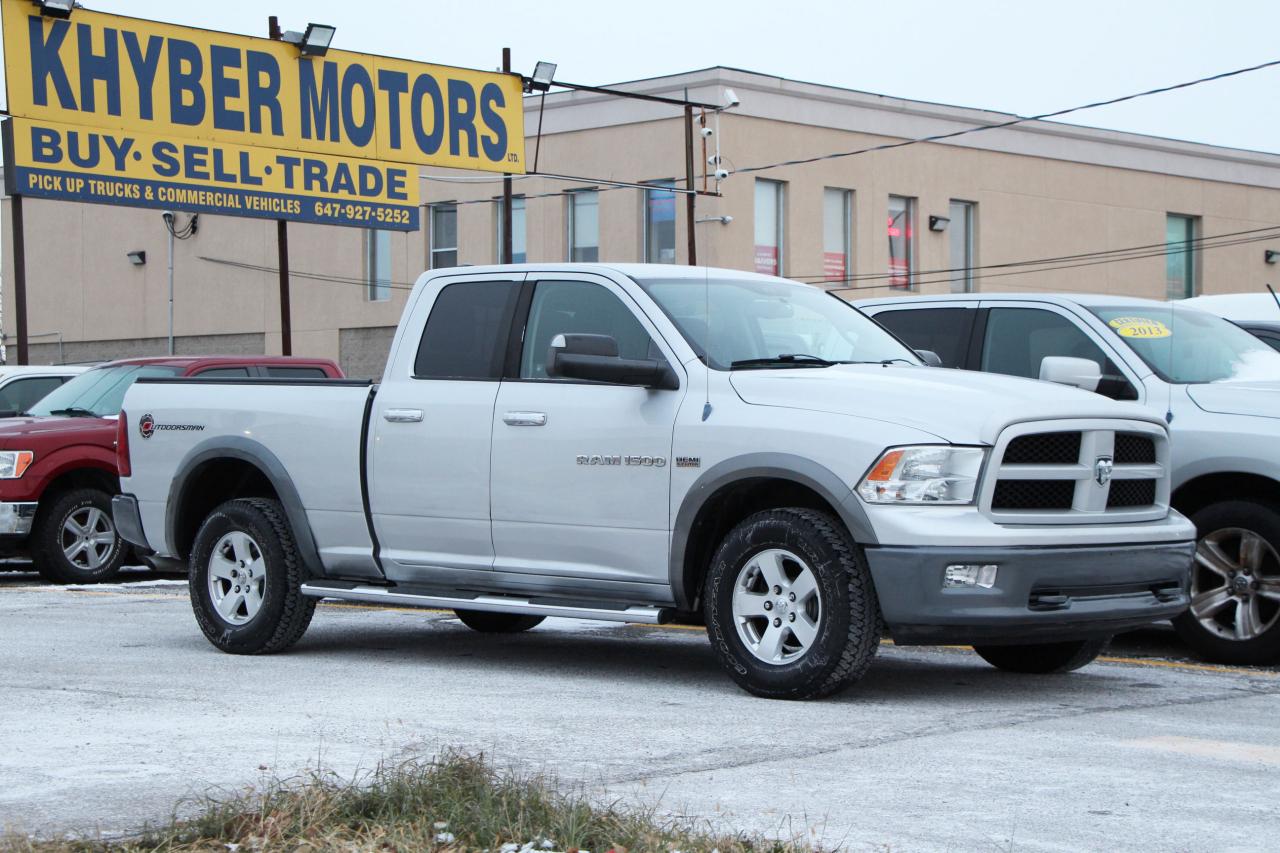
left=6, top=66, right=1280, bottom=377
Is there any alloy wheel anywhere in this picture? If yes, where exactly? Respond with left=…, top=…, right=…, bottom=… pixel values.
left=60, top=507, right=116, bottom=572
left=732, top=548, right=822, bottom=664
left=1189, top=527, right=1280, bottom=641
left=207, top=531, right=268, bottom=625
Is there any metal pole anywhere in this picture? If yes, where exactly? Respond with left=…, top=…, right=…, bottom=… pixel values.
left=501, top=47, right=514, bottom=265
left=684, top=105, right=697, bottom=266
left=277, top=219, right=292, bottom=355
left=11, top=194, right=28, bottom=364
left=167, top=217, right=174, bottom=355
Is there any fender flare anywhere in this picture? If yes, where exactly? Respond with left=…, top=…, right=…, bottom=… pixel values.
left=669, top=452, right=877, bottom=610
left=166, top=436, right=322, bottom=574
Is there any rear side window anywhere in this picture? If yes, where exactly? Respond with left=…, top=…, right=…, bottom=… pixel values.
left=263, top=367, right=329, bottom=379
left=874, top=307, right=975, bottom=368
left=194, top=367, right=251, bottom=378
left=0, top=377, right=64, bottom=413
left=414, top=281, right=520, bottom=379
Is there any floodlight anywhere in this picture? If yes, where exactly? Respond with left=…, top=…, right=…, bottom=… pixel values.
left=126, top=250, right=146, bottom=266
left=526, top=61, right=557, bottom=92
left=33, top=0, right=74, bottom=18
left=282, top=23, right=336, bottom=58
left=929, top=215, right=950, bottom=232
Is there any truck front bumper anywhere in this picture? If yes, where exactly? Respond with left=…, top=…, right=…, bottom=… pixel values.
left=0, top=501, right=37, bottom=537
left=865, top=540, right=1194, bottom=646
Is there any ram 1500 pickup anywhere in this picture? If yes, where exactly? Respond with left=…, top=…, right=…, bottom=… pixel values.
left=114, top=265, right=1196, bottom=699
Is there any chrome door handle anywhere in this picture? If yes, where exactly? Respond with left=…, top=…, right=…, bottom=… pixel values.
left=503, top=411, right=547, bottom=427
left=383, top=408, right=424, bottom=423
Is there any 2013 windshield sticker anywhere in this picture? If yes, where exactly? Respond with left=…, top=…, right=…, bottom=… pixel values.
left=1108, top=317, right=1172, bottom=339
left=138, top=413, right=204, bottom=439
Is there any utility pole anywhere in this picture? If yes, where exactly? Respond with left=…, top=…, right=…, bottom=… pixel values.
left=501, top=47, right=514, bottom=265
left=164, top=211, right=175, bottom=354
left=11, top=194, right=28, bottom=364
left=684, top=104, right=697, bottom=266
left=269, top=16, right=292, bottom=355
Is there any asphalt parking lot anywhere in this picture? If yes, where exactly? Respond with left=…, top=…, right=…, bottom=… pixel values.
left=2, top=566, right=1278, bottom=852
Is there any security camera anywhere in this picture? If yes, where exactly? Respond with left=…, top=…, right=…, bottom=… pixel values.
left=722, top=88, right=740, bottom=108
left=700, top=126, right=714, bottom=138
left=714, top=168, right=730, bottom=181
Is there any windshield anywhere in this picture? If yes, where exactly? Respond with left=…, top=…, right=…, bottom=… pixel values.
left=636, top=277, right=919, bottom=369
left=1090, top=305, right=1280, bottom=384
left=26, top=364, right=181, bottom=417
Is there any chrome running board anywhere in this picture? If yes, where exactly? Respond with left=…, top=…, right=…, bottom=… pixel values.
left=299, top=582, right=671, bottom=624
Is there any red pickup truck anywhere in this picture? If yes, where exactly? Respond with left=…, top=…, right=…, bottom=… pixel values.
left=0, top=355, right=343, bottom=583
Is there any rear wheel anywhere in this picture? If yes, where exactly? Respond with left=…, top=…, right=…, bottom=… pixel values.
left=454, top=610, right=545, bottom=633
left=189, top=498, right=315, bottom=654
left=704, top=508, right=881, bottom=700
left=33, top=488, right=124, bottom=584
left=1173, top=500, right=1280, bottom=665
left=973, top=638, right=1109, bottom=674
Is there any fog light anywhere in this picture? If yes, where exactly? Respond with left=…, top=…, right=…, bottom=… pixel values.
left=944, top=564, right=998, bottom=589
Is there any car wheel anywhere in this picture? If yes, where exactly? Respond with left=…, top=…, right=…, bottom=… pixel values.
left=1173, top=500, right=1280, bottom=665
left=973, top=638, right=1110, bottom=673
left=32, top=488, right=125, bottom=584
left=189, top=498, right=315, bottom=655
left=704, top=507, right=881, bottom=700
left=454, top=610, right=545, bottom=633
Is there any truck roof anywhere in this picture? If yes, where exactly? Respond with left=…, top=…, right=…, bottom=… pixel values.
left=419, top=263, right=787, bottom=285
left=853, top=292, right=1172, bottom=309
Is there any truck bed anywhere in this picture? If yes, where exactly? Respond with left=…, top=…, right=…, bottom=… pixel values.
left=124, top=377, right=379, bottom=577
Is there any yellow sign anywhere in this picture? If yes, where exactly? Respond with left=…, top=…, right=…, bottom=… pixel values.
left=1108, top=316, right=1172, bottom=339
left=1, top=1, right=526, bottom=228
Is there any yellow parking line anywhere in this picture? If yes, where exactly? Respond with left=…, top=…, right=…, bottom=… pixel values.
left=1098, top=655, right=1278, bottom=677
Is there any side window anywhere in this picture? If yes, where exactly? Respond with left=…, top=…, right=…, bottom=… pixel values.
left=194, top=367, right=251, bottom=378
left=1252, top=331, right=1280, bottom=353
left=0, top=377, right=63, bottom=413
left=263, top=367, right=328, bottom=379
left=414, top=281, right=520, bottom=380
left=982, top=308, right=1136, bottom=400
left=874, top=307, right=976, bottom=368
left=521, top=280, right=658, bottom=380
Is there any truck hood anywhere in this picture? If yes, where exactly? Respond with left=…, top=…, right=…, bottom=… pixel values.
left=729, top=365, right=1158, bottom=444
left=1186, top=382, right=1280, bottom=420
left=0, top=415, right=114, bottom=449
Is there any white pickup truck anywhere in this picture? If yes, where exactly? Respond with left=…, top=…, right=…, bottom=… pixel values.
left=114, top=264, right=1196, bottom=699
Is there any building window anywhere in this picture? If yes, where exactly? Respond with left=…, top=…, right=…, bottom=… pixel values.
left=430, top=203, right=458, bottom=269
left=365, top=229, right=391, bottom=302
left=644, top=181, right=677, bottom=264
left=495, top=196, right=527, bottom=263
left=754, top=179, right=784, bottom=275
left=888, top=195, right=915, bottom=289
left=568, top=190, right=599, bottom=262
left=823, top=188, right=853, bottom=283
left=949, top=200, right=976, bottom=293
left=1166, top=213, right=1198, bottom=299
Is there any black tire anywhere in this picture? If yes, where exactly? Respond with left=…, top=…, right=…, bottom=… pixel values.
left=32, top=487, right=125, bottom=584
left=454, top=609, right=545, bottom=633
left=973, top=638, right=1110, bottom=674
left=189, top=498, right=315, bottom=655
left=1172, top=500, right=1280, bottom=666
left=704, top=508, right=881, bottom=700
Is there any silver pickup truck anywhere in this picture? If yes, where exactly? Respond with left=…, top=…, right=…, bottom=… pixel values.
left=114, top=264, right=1196, bottom=699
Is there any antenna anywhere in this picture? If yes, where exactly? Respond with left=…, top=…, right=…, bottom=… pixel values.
left=1268, top=283, right=1280, bottom=314
left=702, top=263, right=712, bottom=421
left=1165, top=298, right=1176, bottom=424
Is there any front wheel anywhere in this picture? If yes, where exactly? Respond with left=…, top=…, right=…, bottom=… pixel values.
left=32, top=488, right=125, bottom=584
left=189, top=498, right=315, bottom=655
left=973, top=638, right=1109, bottom=674
left=704, top=508, right=881, bottom=700
left=1172, top=500, right=1280, bottom=665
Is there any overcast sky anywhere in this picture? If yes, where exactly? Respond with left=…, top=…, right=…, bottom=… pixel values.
left=7, top=0, right=1280, bottom=153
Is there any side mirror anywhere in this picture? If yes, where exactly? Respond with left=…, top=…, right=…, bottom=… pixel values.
left=915, top=349, right=943, bottom=367
left=547, top=333, right=678, bottom=390
left=1039, top=356, right=1102, bottom=392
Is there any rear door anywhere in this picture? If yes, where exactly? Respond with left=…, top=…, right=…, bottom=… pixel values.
left=368, top=272, right=525, bottom=581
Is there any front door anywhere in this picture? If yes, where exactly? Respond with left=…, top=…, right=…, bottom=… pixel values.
left=490, top=276, right=685, bottom=588
left=369, top=272, right=524, bottom=581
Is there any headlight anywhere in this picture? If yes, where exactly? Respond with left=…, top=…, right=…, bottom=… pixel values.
left=857, top=446, right=986, bottom=505
left=0, top=451, right=34, bottom=479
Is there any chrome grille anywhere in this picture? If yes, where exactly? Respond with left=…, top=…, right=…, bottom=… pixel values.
left=981, top=419, right=1169, bottom=524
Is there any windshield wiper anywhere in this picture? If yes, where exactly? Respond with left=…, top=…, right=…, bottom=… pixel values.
left=730, top=354, right=843, bottom=369
left=48, top=407, right=98, bottom=418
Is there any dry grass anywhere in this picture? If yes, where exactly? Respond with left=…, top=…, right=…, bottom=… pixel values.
left=1, top=751, right=823, bottom=852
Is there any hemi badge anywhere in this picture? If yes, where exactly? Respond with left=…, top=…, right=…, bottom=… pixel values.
left=676, top=456, right=701, bottom=469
